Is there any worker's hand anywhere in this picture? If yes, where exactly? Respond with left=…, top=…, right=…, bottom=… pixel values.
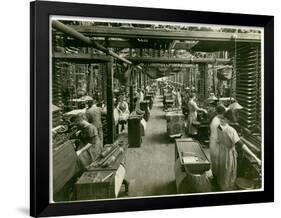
left=256, top=159, right=262, bottom=166
left=75, top=130, right=81, bottom=137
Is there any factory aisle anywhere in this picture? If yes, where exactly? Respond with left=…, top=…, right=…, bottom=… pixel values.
left=124, top=94, right=177, bottom=197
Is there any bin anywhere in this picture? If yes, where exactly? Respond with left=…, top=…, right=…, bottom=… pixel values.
left=128, top=115, right=142, bottom=148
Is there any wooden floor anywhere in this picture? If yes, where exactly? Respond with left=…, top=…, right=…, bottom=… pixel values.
left=124, top=95, right=177, bottom=197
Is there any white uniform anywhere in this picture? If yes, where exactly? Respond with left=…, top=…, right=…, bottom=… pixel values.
left=217, top=124, right=240, bottom=191
left=209, top=115, right=221, bottom=177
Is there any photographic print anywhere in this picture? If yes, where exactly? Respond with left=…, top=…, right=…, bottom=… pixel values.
left=30, top=1, right=274, bottom=216
left=50, top=16, right=263, bottom=202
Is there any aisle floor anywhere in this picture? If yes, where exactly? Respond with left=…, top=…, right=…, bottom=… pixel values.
left=124, top=95, right=177, bottom=197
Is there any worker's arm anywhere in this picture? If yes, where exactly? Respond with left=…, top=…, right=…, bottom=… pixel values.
left=101, top=106, right=107, bottom=115
left=89, top=135, right=99, bottom=146
left=116, top=103, right=122, bottom=113
left=89, top=125, right=101, bottom=146
left=236, top=140, right=261, bottom=166
left=124, top=102, right=129, bottom=114
left=193, top=102, right=207, bottom=113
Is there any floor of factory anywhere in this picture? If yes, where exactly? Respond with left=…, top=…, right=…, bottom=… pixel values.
left=123, top=95, right=179, bottom=197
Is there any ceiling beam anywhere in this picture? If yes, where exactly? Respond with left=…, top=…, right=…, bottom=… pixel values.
left=53, top=52, right=111, bottom=63
left=53, top=52, right=230, bottom=64
left=127, top=56, right=230, bottom=64
left=52, top=20, right=132, bottom=65
left=66, top=25, right=261, bottom=42
left=61, top=39, right=158, bottom=49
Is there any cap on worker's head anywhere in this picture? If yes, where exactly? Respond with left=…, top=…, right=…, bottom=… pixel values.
left=223, top=109, right=234, bottom=122
left=71, top=113, right=85, bottom=123
left=189, top=93, right=196, bottom=99
left=216, top=105, right=226, bottom=115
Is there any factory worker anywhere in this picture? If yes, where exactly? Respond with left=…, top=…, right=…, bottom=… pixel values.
left=72, top=113, right=102, bottom=156
left=216, top=110, right=261, bottom=191
left=182, top=88, right=190, bottom=118
left=174, top=88, right=182, bottom=108
left=171, top=88, right=177, bottom=107
left=117, top=95, right=130, bottom=132
left=209, top=105, right=226, bottom=180
left=86, top=100, right=107, bottom=147
left=186, top=93, right=207, bottom=136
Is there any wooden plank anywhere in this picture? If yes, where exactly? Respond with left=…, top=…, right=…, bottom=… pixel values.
left=68, top=25, right=261, bottom=42
left=53, top=52, right=110, bottom=63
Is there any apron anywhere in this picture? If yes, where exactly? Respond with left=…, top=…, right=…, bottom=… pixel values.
left=209, top=116, right=220, bottom=177
left=217, top=124, right=240, bottom=191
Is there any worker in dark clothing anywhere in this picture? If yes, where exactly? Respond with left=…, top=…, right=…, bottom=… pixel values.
left=86, top=100, right=107, bottom=147
left=72, top=113, right=102, bottom=160
left=182, top=88, right=190, bottom=119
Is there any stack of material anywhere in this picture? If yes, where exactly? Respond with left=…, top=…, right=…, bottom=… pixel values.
left=166, top=111, right=184, bottom=138
left=52, top=62, right=64, bottom=113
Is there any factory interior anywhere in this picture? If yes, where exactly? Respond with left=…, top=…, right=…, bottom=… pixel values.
left=51, top=20, right=262, bottom=202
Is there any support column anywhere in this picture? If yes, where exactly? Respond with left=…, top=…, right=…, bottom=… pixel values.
left=129, top=85, right=134, bottom=113
left=212, top=64, right=217, bottom=96
left=106, top=57, right=114, bottom=144
left=198, top=63, right=209, bottom=99
left=138, top=71, right=142, bottom=89
left=129, top=67, right=135, bottom=113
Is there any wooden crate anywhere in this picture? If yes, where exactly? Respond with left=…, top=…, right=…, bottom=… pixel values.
left=75, top=171, right=115, bottom=200
left=175, top=138, right=210, bottom=174
left=166, top=112, right=184, bottom=136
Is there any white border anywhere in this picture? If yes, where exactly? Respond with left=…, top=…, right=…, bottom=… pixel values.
left=49, top=15, right=264, bottom=204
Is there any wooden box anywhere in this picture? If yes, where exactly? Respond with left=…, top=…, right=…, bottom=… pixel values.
left=166, top=112, right=184, bottom=136
left=175, top=138, right=210, bottom=174
left=75, top=171, right=115, bottom=200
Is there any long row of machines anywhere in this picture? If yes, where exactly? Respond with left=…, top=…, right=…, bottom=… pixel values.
left=53, top=132, right=129, bottom=201
left=160, top=82, right=261, bottom=194
left=52, top=85, right=158, bottom=201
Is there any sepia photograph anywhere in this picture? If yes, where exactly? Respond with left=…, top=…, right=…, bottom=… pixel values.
left=50, top=16, right=263, bottom=203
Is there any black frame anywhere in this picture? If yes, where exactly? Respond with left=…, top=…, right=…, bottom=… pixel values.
left=30, top=1, right=274, bottom=217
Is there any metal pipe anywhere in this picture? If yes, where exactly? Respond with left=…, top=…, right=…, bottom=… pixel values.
left=52, top=20, right=92, bottom=44
left=52, top=20, right=132, bottom=65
